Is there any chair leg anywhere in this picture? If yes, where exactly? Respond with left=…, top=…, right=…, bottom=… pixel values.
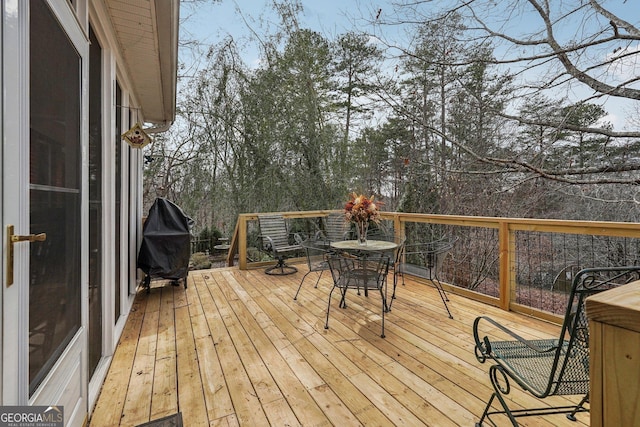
left=325, top=287, right=336, bottom=330
left=338, top=288, right=348, bottom=309
left=313, top=270, right=323, bottom=288
left=294, top=270, right=325, bottom=300
left=265, top=256, right=298, bottom=275
left=388, top=272, right=399, bottom=311
left=432, top=274, right=453, bottom=319
left=567, top=393, right=589, bottom=421
left=476, top=365, right=519, bottom=427
left=380, top=287, right=386, bottom=338
left=476, top=391, right=520, bottom=426
left=476, top=391, right=496, bottom=427
left=491, top=383, right=519, bottom=426
left=294, top=271, right=311, bottom=300
left=477, top=365, right=589, bottom=426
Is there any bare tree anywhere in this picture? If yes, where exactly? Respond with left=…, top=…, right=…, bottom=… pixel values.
left=372, top=0, right=640, bottom=185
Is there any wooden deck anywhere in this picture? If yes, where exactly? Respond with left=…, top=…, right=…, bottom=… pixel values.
left=89, top=265, right=591, bottom=427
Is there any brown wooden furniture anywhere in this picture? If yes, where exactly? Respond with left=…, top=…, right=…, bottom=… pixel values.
left=586, top=280, right=640, bottom=427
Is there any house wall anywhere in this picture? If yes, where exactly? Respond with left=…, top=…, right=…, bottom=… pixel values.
left=0, top=0, right=153, bottom=422
left=87, top=0, right=147, bottom=413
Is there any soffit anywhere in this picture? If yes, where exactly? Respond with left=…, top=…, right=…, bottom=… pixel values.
left=105, top=0, right=179, bottom=126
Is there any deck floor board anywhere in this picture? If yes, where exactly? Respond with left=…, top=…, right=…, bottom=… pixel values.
left=89, top=266, right=591, bottom=427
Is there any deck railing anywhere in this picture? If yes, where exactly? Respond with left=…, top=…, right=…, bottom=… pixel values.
left=227, top=211, right=640, bottom=322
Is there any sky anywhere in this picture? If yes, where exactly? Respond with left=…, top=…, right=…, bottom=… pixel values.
left=178, top=0, right=638, bottom=130
left=183, top=0, right=366, bottom=39
left=179, top=0, right=377, bottom=69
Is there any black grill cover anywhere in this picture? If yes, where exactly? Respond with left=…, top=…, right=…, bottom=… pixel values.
left=137, top=198, right=194, bottom=280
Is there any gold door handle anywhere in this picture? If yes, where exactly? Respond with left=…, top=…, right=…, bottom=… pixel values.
left=6, top=225, right=47, bottom=286
left=11, top=233, right=47, bottom=243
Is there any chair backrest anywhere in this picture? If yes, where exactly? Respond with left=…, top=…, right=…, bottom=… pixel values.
left=551, top=264, right=581, bottom=293
left=370, top=233, right=405, bottom=270
left=391, top=236, right=406, bottom=267
left=367, top=221, right=394, bottom=241
left=299, top=237, right=331, bottom=271
left=358, top=254, right=391, bottom=290
left=258, top=214, right=290, bottom=250
left=550, top=266, right=640, bottom=395
left=326, top=253, right=351, bottom=287
left=323, top=212, right=349, bottom=242
left=430, top=237, right=457, bottom=271
left=327, top=253, right=390, bottom=290
left=404, top=236, right=457, bottom=279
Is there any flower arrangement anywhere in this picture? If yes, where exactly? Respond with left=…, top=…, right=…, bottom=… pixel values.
left=344, top=192, right=383, bottom=224
left=344, top=192, right=383, bottom=244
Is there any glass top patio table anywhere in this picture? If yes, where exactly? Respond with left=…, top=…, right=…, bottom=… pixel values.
left=330, top=239, right=398, bottom=252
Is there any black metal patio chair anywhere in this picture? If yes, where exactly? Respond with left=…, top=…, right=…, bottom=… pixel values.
left=363, top=230, right=406, bottom=311
left=257, top=214, right=302, bottom=275
left=325, top=253, right=391, bottom=338
left=394, top=235, right=457, bottom=318
left=293, top=235, right=332, bottom=300
left=472, top=265, right=640, bottom=426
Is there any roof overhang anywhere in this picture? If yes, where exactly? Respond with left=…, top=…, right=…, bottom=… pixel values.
left=106, top=0, right=179, bottom=129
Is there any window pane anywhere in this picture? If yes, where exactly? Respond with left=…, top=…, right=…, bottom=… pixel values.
left=88, top=25, right=103, bottom=377
left=115, top=83, right=122, bottom=322
left=29, top=1, right=82, bottom=394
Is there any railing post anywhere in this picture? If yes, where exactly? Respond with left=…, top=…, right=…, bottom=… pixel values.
left=238, top=215, right=248, bottom=270
left=392, top=213, right=404, bottom=239
left=498, top=220, right=514, bottom=311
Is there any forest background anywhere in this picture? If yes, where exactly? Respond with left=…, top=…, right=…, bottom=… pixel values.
left=142, top=0, right=640, bottom=241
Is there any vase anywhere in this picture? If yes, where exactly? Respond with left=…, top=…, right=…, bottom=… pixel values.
left=356, top=221, right=369, bottom=246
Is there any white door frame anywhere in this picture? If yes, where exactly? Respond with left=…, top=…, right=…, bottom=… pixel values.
left=2, top=0, right=30, bottom=404
left=2, top=2, right=88, bottom=425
